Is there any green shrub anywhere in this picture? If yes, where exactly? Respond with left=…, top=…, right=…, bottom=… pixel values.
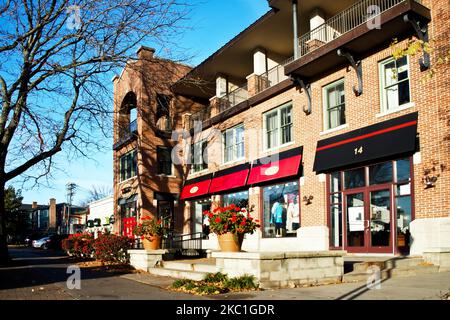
left=224, top=275, right=258, bottom=290
left=195, top=284, right=224, bottom=295
left=204, top=272, right=228, bottom=283
left=172, top=279, right=194, bottom=289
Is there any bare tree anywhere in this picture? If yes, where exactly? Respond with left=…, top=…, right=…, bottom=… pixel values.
left=0, top=0, right=191, bottom=263
left=79, top=184, right=113, bottom=206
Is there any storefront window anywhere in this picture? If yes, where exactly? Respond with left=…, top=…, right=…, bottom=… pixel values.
left=369, top=161, right=393, bottom=185
left=344, top=167, right=365, bottom=189
left=223, top=191, right=248, bottom=208
left=193, top=198, right=211, bottom=237
left=396, top=158, right=411, bottom=182
left=262, top=181, right=300, bottom=238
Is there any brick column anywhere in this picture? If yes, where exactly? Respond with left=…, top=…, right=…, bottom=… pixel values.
left=209, top=96, right=220, bottom=117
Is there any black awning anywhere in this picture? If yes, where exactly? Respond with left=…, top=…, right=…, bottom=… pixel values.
left=313, top=112, right=418, bottom=173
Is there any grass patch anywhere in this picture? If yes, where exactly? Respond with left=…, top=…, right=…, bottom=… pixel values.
left=170, top=272, right=259, bottom=296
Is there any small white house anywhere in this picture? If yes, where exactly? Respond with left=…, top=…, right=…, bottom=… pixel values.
left=86, top=195, right=114, bottom=237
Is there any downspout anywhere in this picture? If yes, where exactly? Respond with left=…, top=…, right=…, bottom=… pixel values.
left=292, top=0, right=299, bottom=59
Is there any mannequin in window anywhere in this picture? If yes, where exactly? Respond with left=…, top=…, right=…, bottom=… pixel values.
left=286, top=200, right=295, bottom=231
left=291, top=195, right=300, bottom=231
left=270, top=199, right=284, bottom=237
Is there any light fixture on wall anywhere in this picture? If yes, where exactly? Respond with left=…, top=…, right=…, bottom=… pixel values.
left=303, top=195, right=313, bottom=205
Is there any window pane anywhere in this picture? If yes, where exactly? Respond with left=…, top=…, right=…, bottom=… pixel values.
left=326, top=81, right=345, bottom=129
left=384, top=60, right=397, bottom=86
left=330, top=172, right=341, bottom=193
left=330, top=193, right=341, bottom=204
left=330, top=204, right=342, bottom=247
left=369, top=162, right=393, bottom=185
left=344, top=168, right=365, bottom=189
left=397, top=57, right=408, bottom=81
left=263, top=181, right=299, bottom=238
left=396, top=158, right=411, bottom=182
left=398, top=80, right=410, bottom=105
left=396, top=195, right=412, bottom=250
left=223, top=191, right=249, bottom=208
left=386, top=85, right=399, bottom=110
left=194, top=198, right=211, bottom=236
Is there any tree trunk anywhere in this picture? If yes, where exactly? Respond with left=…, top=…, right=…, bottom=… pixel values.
left=0, top=182, right=9, bottom=264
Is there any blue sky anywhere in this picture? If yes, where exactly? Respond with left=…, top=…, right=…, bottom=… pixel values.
left=11, top=0, right=270, bottom=206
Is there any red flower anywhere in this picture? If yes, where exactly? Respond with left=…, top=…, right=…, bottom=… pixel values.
left=203, top=210, right=210, bottom=216
left=215, top=217, right=222, bottom=223
left=230, top=215, right=237, bottom=223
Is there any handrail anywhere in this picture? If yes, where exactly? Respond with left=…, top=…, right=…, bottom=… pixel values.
left=298, top=0, right=409, bottom=57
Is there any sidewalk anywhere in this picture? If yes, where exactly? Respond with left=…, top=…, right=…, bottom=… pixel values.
left=120, top=270, right=450, bottom=300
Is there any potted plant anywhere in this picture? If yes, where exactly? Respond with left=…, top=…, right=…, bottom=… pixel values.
left=133, top=216, right=169, bottom=250
left=203, top=204, right=260, bottom=252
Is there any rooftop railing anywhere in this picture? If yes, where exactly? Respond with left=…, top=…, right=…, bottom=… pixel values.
left=298, top=0, right=412, bottom=58
left=188, top=107, right=211, bottom=130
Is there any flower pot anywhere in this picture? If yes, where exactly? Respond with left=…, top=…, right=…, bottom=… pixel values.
left=142, top=235, right=162, bottom=250
left=218, top=232, right=244, bottom=252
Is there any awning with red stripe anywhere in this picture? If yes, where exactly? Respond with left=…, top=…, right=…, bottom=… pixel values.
left=313, top=112, right=418, bottom=173
left=180, top=174, right=212, bottom=200
left=247, top=147, right=303, bottom=185
left=209, top=163, right=250, bottom=194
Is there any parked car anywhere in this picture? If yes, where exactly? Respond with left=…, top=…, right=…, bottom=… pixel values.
left=32, top=234, right=67, bottom=250
left=24, top=233, right=47, bottom=246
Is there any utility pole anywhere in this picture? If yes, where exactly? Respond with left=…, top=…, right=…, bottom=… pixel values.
left=66, top=182, right=77, bottom=234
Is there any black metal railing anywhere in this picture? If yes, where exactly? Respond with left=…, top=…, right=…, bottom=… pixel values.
left=163, top=232, right=204, bottom=257
left=188, top=107, right=211, bottom=130
left=298, top=0, right=411, bottom=57
left=219, top=84, right=248, bottom=113
left=255, top=57, right=294, bottom=94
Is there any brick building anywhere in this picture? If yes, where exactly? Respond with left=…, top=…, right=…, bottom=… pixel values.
left=113, top=0, right=449, bottom=256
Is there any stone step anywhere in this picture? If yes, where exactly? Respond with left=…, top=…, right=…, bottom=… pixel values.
left=148, top=267, right=208, bottom=281
left=160, top=261, right=219, bottom=274
left=351, top=258, right=425, bottom=272
left=193, top=263, right=219, bottom=274
left=343, top=265, right=439, bottom=283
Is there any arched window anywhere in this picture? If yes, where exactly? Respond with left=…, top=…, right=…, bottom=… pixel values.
left=119, top=92, right=137, bottom=137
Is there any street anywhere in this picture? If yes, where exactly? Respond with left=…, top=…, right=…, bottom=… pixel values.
left=1, top=247, right=449, bottom=300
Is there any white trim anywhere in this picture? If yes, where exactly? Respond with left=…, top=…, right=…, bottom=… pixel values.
left=220, top=157, right=246, bottom=168
left=320, top=123, right=349, bottom=136
left=375, top=102, right=415, bottom=118
left=187, top=168, right=210, bottom=179
left=156, top=174, right=176, bottom=178
left=260, top=141, right=295, bottom=156
left=118, top=176, right=137, bottom=186
left=222, top=123, right=245, bottom=164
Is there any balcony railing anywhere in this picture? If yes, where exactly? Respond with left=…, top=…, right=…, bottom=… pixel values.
left=298, top=0, right=414, bottom=58
left=219, top=84, right=248, bottom=113
left=188, top=107, right=211, bottom=130
left=255, top=57, right=294, bottom=94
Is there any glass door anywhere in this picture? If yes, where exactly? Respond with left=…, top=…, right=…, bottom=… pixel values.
left=369, top=188, right=393, bottom=253
left=345, top=192, right=366, bottom=253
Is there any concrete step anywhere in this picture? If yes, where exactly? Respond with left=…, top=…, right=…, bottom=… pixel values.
left=343, top=264, right=439, bottom=283
left=148, top=267, right=208, bottom=281
left=193, top=263, right=219, bottom=273
left=351, top=258, right=425, bottom=273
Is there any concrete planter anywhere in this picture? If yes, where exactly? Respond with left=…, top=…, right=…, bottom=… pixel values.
left=128, top=249, right=174, bottom=271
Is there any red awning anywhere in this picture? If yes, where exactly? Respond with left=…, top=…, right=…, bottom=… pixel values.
left=180, top=174, right=212, bottom=200
left=209, top=163, right=250, bottom=194
left=247, top=147, right=303, bottom=185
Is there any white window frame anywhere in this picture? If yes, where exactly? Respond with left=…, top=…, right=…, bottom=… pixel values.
left=322, top=78, right=345, bottom=131
left=263, top=102, right=293, bottom=151
left=222, top=123, right=245, bottom=164
left=190, top=139, right=208, bottom=174
left=379, top=55, right=412, bottom=113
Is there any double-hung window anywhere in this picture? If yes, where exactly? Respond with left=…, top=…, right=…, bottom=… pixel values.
left=157, top=146, right=172, bottom=175
left=120, top=150, right=137, bottom=181
left=264, top=102, right=293, bottom=150
left=379, top=56, right=411, bottom=112
left=191, top=140, right=208, bottom=173
left=323, top=79, right=345, bottom=130
left=223, top=124, right=244, bottom=163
